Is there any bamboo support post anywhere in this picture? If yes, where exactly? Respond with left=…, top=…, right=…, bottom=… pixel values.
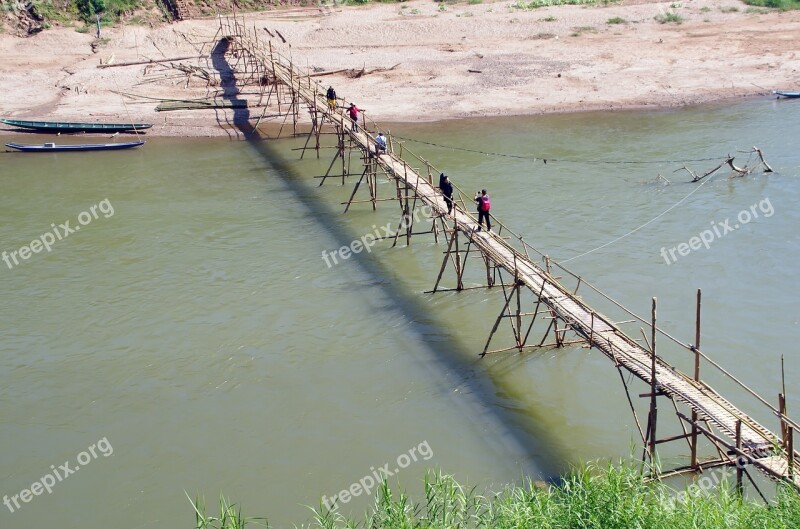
left=454, top=229, right=463, bottom=290
left=691, top=288, right=701, bottom=469
left=648, top=297, right=658, bottom=470
left=788, top=427, right=795, bottom=480
left=736, top=419, right=744, bottom=497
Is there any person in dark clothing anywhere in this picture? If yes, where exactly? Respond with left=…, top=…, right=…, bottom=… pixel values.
left=440, top=174, right=454, bottom=215
left=326, top=86, right=337, bottom=110
left=474, top=189, right=491, bottom=231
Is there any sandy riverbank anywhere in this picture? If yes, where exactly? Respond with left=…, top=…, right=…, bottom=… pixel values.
left=1, top=0, right=799, bottom=137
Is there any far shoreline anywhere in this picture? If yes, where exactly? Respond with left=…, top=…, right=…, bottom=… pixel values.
left=1, top=0, right=799, bottom=138
left=0, top=92, right=781, bottom=141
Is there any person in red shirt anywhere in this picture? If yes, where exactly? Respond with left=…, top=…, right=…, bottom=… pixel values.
left=474, top=189, right=491, bottom=232
left=347, top=103, right=363, bottom=132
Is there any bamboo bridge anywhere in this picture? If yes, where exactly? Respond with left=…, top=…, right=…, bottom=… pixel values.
left=212, top=14, right=799, bottom=495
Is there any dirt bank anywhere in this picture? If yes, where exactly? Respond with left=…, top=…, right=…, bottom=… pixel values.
left=1, top=0, right=799, bottom=137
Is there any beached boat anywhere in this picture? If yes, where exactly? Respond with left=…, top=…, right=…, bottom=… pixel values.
left=773, top=90, right=800, bottom=99
left=1, top=119, right=153, bottom=132
left=5, top=141, right=145, bottom=152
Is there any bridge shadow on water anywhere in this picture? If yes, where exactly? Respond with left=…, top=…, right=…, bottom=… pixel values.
left=211, top=38, right=570, bottom=483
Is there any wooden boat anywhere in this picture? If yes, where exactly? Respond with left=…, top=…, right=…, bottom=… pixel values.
left=773, top=90, right=800, bottom=99
left=1, top=119, right=153, bottom=132
left=5, top=141, right=145, bottom=152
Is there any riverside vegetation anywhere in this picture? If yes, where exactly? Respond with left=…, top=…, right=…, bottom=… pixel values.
left=190, top=463, right=800, bottom=529
left=4, top=0, right=800, bottom=33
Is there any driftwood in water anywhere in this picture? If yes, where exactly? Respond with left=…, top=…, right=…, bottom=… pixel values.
left=752, top=146, right=774, bottom=173
left=679, top=147, right=774, bottom=183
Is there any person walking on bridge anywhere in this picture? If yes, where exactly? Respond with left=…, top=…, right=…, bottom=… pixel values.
left=326, top=86, right=337, bottom=110
left=439, top=174, right=454, bottom=215
left=474, top=189, right=491, bottom=232
left=348, top=102, right=363, bottom=132
left=375, top=132, right=387, bottom=155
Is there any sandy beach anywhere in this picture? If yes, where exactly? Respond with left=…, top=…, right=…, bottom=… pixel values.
left=1, top=0, right=799, bottom=136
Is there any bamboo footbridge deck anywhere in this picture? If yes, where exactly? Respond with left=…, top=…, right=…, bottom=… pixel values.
left=215, top=15, right=799, bottom=494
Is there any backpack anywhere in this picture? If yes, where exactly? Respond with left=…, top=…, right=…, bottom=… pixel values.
left=480, top=195, right=491, bottom=212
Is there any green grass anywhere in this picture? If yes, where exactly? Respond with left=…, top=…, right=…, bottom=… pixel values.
left=21, top=0, right=148, bottom=25
left=654, top=11, right=684, bottom=23
left=743, top=0, right=800, bottom=8
left=607, top=15, right=627, bottom=23
left=202, top=464, right=800, bottom=529
left=540, top=14, right=557, bottom=20
left=189, top=493, right=268, bottom=529
left=34, top=0, right=79, bottom=22
left=720, top=5, right=740, bottom=11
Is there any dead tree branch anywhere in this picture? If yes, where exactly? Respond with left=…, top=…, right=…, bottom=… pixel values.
left=753, top=146, right=774, bottom=173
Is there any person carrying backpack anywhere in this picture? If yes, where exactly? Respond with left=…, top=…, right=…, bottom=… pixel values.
left=326, top=86, right=337, bottom=110
left=474, top=189, right=491, bottom=232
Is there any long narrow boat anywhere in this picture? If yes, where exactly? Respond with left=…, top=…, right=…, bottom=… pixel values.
left=773, top=90, right=800, bottom=99
left=5, top=141, right=145, bottom=152
left=1, top=119, right=153, bottom=132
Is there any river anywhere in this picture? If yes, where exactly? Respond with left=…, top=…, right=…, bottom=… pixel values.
left=1, top=97, right=798, bottom=528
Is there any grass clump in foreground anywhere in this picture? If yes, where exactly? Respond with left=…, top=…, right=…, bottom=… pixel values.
left=189, top=493, right=268, bottom=529
left=190, top=463, right=800, bottom=529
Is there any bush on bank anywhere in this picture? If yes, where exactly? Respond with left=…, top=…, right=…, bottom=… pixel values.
left=742, top=0, right=800, bottom=9
left=191, top=463, right=800, bottom=529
